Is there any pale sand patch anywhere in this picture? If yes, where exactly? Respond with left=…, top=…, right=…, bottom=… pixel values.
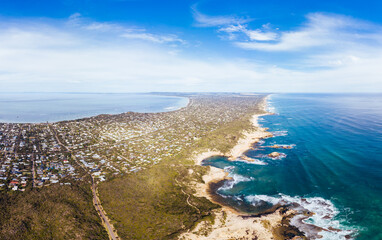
left=193, top=166, right=228, bottom=202
left=228, top=110, right=273, bottom=160
left=179, top=208, right=294, bottom=240
left=193, top=150, right=224, bottom=165
left=228, top=123, right=272, bottom=160
left=192, top=151, right=229, bottom=207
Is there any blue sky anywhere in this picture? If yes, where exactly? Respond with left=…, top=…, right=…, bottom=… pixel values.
left=1, top=0, right=382, bottom=92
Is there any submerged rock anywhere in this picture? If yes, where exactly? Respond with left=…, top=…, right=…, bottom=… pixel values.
left=268, top=152, right=281, bottom=158
left=269, top=144, right=293, bottom=149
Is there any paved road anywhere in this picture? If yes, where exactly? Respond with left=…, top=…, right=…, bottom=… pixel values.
left=92, top=181, right=118, bottom=240
left=32, top=153, right=36, bottom=188
left=50, top=124, right=119, bottom=240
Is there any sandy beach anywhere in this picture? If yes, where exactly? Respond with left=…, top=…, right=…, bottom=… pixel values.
left=191, top=96, right=272, bottom=206
left=179, top=207, right=296, bottom=240
left=228, top=97, right=273, bottom=160
left=193, top=97, right=273, bottom=163
left=192, top=151, right=224, bottom=165
left=182, top=95, right=357, bottom=240
left=179, top=96, right=300, bottom=240
left=228, top=113, right=273, bottom=160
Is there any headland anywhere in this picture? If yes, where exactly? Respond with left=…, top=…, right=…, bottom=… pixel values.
left=180, top=96, right=307, bottom=240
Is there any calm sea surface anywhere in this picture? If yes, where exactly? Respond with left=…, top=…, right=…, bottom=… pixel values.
left=204, top=94, right=382, bottom=240
left=0, top=93, right=188, bottom=123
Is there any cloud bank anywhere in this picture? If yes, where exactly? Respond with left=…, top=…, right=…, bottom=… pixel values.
left=0, top=12, right=381, bottom=93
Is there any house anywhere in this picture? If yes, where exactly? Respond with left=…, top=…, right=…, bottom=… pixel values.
left=10, top=180, right=19, bottom=186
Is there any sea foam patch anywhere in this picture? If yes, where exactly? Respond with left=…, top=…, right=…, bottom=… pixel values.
left=272, top=130, right=288, bottom=137
left=266, top=101, right=276, bottom=114
left=245, top=194, right=357, bottom=239
left=219, top=174, right=255, bottom=191
left=237, top=157, right=267, bottom=165
left=219, top=167, right=255, bottom=191
left=257, top=117, right=266, bottom=123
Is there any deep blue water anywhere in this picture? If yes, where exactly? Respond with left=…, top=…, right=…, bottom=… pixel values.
left=204, top=94, right=382, bottom=240
left=0, top=93, right=188, bottom=123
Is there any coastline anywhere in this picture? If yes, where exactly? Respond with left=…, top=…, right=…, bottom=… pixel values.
left=228, top=113, right=273, bottom=160
left=180, top=96, right=299, bottom=240
left=193, top=96, right=272, bottom=196
left=183, top=95, right=354, bottom=240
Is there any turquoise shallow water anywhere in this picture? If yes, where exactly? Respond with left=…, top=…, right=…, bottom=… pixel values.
left=204, top=94, right=382, bottom=240
left=0, top=93, right=188, bottom=123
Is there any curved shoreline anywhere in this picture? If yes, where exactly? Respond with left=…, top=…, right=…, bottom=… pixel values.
left=179, top=96, right=299, bottom=240
left=185, top=95, right=355, bottom=240
left=192, top=97, right=273, bottom=213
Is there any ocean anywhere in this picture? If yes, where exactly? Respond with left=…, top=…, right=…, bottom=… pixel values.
left=203, top=94, right=382, bottom=240
left=0, top=92, right=188, bottom=123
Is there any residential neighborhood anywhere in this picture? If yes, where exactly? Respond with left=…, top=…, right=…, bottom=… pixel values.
left=0, top=95, right=264, bottom=192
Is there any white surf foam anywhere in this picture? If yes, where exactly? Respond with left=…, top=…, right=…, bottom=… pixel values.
left=272, top=130, right=288, bottom=137
left=219, top=167, right=255, bottom=191
left=245, top=194, right=357, bottom=239
left=237, top=157, right=268, bottom=165
left=266, top=100, right=277, bottom=114
left=256, top=139, right=266, bottom=145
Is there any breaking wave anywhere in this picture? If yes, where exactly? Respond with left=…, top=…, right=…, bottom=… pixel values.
left=237, top=157, right=267, bottom=165
left=245, top=194, right=358, bottom=239
left=272, top=130, right=288, bottom=137
left=266, top=99, right=277, bottom=114
left=220, top=167, right=255, bottom=191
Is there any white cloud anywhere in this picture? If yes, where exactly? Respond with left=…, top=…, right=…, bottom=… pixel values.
left=219, top=24, right=246, bottom=33
left=0, top=18, right=263, bottom=92
left=191, top=6, right=251, bottom=27
left=0, top=14, right=381, bottom=93
left=209, top=11, right=382, bottom=88
left=197, top=7, right=382, bottom=74
left=243, top=29, right=278, bottom=41
left=193, top=8, right=278, bottom=42
left=85, top=22, right=123, bottom=31
left=66, top=13, right=186, bottom=45
left=235, top=13, right=382, bottom=51
left=121, top=32, right=185, bottom=44
left=218, top=24, right=278, bottom=41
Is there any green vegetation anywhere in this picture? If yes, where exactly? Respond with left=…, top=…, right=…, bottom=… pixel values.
left=0, top=94, right=267, bottom=240
left=0, top=183, right=108, bottom=240
left=192, top=213, right=216, bottom=237
left=98, top=106, right=263, bottom=240
left=98, top=161, right=219, bottom=240
left=195, top=112, right=255, bottom=154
